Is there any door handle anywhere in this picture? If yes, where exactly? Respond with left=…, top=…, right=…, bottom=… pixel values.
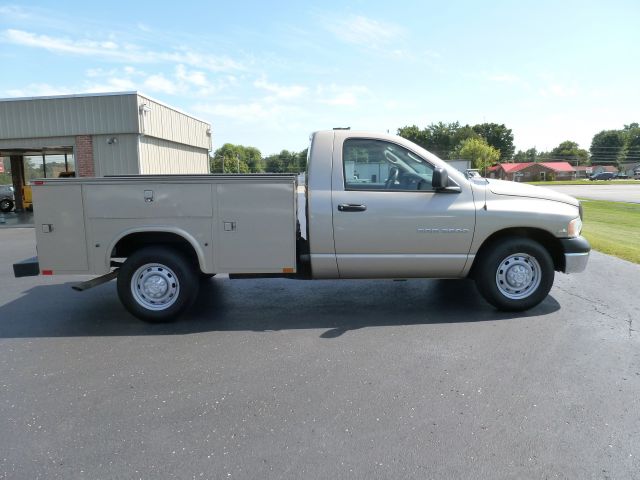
left=338, top=203, right=367, bottom=212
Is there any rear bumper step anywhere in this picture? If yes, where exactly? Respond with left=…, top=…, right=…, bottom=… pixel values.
left=13, top=257, right=39, bottom=277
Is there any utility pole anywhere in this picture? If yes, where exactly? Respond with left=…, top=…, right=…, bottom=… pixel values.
left=236, top=154, right=239, bottom=173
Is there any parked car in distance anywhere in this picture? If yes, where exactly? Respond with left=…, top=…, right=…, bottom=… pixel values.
left=589, top=172, right=615, bottom=181
left=614, top=173, right=629, bottom=179
left=0, top=184, right=15, bottom=213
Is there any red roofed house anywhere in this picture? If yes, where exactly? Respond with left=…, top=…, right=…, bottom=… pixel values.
left=489, top=162, right=576, bottom=182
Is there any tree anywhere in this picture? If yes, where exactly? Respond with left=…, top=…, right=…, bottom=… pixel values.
left=210, top=143, right=266, bottom=173
left=455, top=137, right=500, bottom=175
left=211, top=143, right=252, bottom=173
left=472, top=123, right=515, bottom=162
left=397, top=122, right=478, bottom=159
left=263, top=148, right=308, bottom=173
left=395, top=125, right=426, bottom=148
left=537, top=150, right=552, bottom=162
left=590, top=130, right=625, bottom=165
left=297, top=149, right=309, bottom=172
left=513, top=147, right=538, bottom=163
left=264, top=154, right=285, bottom=173
left=244, top=147, right=264, bottom=173
left=623, top=127, right=640, bottom=164
left=550, top=141, right=589, bottom=165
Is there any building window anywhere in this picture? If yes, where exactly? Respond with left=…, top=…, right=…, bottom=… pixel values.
left=24, top=153, right=75, bottom=182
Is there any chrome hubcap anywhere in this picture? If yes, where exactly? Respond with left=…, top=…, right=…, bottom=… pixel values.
left=131, top=263, right=180, bottom=311
left=496, top=253, right=541, bottom=300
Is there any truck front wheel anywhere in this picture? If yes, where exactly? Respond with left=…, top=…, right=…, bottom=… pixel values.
left=117, top=246, right=199, bottom=322
left=474, top=238, right=554, bottom=311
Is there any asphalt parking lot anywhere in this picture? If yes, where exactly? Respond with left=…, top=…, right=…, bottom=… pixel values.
left=1, top=227, right=639, bottom=479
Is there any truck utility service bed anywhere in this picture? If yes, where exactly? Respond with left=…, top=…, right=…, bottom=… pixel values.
left=31, top=175, right=298, bottom=276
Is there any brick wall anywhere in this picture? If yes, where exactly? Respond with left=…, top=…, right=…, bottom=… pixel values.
left=75, top=135, right=95, bottom=177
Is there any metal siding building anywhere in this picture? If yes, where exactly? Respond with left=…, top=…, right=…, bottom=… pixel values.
left=0, top=91, right=211, bottom=176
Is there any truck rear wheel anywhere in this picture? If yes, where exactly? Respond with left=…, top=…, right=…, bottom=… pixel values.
left=117, top=246, right=199, bottom=322
left=474, top=237, right=554, bottom=311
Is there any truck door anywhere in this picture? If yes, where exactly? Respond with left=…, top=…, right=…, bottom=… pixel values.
left=331, top=135, right=475, bottom=278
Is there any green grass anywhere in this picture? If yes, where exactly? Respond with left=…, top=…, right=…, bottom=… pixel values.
left=579, top=199, right=640, bottom=264
left=527, top=180, right=639, bottom=185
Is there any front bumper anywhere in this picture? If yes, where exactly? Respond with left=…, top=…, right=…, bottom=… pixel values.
left=560, top=236, right=590, bottom=273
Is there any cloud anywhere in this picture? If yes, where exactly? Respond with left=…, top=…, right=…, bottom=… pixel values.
left=194, top=102, right=276, bottom=120
left=176, top=65, right=208, bottom=87
left=322, top=14, right=441, bottom=66
left=0, top=29, right=244, bottom=72
left=485, top=73, right=521, bottom=84
left=84, top=77, right=137, bottom=93
left=2, top=29, right=120, bottom=54
left=2, top=66, right=214, bottom=99
left=4, top=83, right=75, bottom=97
left=254, top=77, right=308, bottom=100
left=0, top=5, right=34, bottom=19
left=539, top=84, right=578, bottom=98
left=326, top=15, right=404, bottom=49
left=316, top=84, right=371, bottom=107
left=143, top=74, right=180, bottom=95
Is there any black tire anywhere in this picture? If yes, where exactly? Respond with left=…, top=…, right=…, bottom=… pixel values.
left=0, top=199, right=13, bottom=213
left=474, top=237, right=554, bottom=311
left=117, top=246, right=200, bottom=322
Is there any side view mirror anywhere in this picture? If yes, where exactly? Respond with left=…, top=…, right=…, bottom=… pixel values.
left=432, top=168, right=448, bottom=190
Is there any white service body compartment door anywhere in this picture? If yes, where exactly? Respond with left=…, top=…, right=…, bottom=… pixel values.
left=83, top=183, right=213, bottom=218
left=215, top=182, right=296, bottom=273
left=33, top=184, right=89, bottom=273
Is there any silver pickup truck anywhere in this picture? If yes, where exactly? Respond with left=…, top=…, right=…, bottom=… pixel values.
left=14, top=129, right=590, bottom=322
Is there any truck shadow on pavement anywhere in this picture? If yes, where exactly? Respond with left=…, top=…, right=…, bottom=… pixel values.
left=0, top=277, right=560, bottom=339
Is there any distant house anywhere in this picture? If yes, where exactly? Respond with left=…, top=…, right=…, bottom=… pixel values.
left=489, top=162, right=576, bottom=181
left=614, top=163, right=637, bottom=176
left=574, top=165, right=593, bottom=178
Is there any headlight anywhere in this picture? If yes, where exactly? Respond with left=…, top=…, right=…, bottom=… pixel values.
left=567, top=217, right=582, bottom=237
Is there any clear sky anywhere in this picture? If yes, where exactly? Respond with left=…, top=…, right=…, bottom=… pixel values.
left=1, top=1, right=639, bottom=156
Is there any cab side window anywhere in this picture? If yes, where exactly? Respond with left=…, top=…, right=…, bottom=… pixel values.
left=343, top=139, right=435, bottom=191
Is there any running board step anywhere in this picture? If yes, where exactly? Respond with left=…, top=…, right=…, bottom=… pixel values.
left=72, top=269, right=119, bottom=291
